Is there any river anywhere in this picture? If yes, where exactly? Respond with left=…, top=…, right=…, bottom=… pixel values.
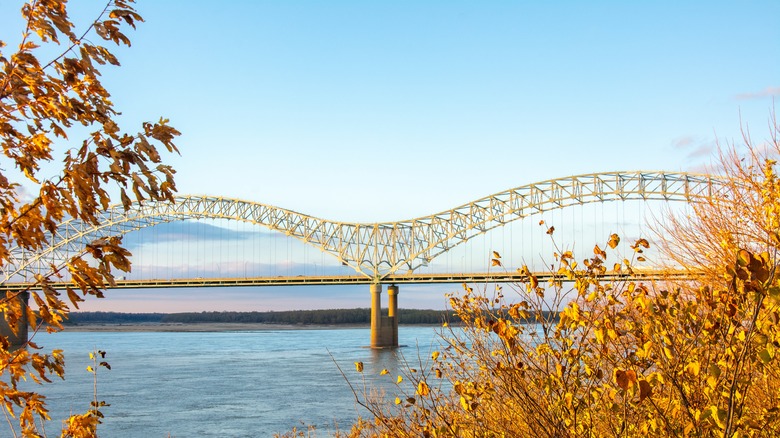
left=19, top=326, right=443, bottom=437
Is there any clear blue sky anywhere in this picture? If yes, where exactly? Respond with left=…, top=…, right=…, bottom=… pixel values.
left=3, top=1, right=779, bottom=312
left=110, top=0, right=779, bottom=222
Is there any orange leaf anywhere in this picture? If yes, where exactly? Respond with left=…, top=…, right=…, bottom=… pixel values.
left=615, top=369, right=637, bottom=390
left=638, top=379, right=652, bottom=402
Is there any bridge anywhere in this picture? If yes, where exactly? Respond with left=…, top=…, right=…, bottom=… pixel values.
left=2, top=171, right=723, bottom=348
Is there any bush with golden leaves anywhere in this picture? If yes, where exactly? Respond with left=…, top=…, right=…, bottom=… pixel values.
left=343, top=114, right=780, bottom=437
left=1, top=1, right=179, bottom=436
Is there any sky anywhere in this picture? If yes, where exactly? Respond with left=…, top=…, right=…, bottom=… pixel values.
left=2, top=0, right=779, bottom=312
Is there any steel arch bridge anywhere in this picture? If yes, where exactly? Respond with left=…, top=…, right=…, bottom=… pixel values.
left=3, top=171, right=723, bottom=283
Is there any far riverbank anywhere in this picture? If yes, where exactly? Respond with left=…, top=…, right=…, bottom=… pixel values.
left=60, top=322, right=372, bottom=332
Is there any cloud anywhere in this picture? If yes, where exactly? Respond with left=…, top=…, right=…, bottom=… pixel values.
left=735, top=86, right=780, bottom=100
left=671, top=136, right=716, bottom=161
left=123, top=220, right=268, bottom=248
left=686, top=142, right=715, bottom=160
left=128, top=259, right=349, bottom=279
left=672, top=136, right=696, bottom=149
left=74, top=283, right=454, bottom=312
left=684, top=163, right=712, bottom=174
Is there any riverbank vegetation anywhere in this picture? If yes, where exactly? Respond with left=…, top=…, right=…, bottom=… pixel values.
left=63, top=308, right=559, bottom=326
left=308, top=116, right=780, bottom=437
left=63, top=309, right=461, bottom=326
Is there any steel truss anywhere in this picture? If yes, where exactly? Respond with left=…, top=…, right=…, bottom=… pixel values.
left=3, top=171, right=723, bottom=282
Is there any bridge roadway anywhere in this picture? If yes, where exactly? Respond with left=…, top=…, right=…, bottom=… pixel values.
left=2, top=269, right=696, bottom=290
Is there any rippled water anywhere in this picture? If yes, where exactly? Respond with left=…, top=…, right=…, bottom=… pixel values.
left=21, top=326, right=442, bottom=437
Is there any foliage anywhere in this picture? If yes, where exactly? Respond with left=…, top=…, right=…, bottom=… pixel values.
left=63, top=311, right=166, bottom=325
left=0, top=0, right=179, bottom=435
left=157, top=308, right=462, bottom=325
left=60, top=351, right=110, bottom=438
left=341, top=116, right=780, bottom=437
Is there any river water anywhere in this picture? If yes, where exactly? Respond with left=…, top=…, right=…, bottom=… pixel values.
left=20, top=326, right=443, bottom=437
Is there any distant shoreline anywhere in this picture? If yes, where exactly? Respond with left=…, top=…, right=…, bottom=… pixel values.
left=60, top=322, right=414, bottom=332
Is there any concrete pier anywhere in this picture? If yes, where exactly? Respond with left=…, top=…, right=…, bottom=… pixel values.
left=387, top=285, right=398, bottom=347
left=1, top=291, right=30, bottom=350
left=369, top=283, right=399, bottom=348
left=370, top=283, right=382, bottom=348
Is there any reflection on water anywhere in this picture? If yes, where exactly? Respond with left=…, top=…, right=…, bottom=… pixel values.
left=19, top=327, right=441, bottom=437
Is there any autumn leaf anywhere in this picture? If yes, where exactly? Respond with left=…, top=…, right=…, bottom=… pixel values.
left=638, top=379, right=652, bottom=402
left=354, top=362, right=364, bottom=373
left=686, top=361, right=700, bottom=376
left=615, top=369, right=637, bottom=390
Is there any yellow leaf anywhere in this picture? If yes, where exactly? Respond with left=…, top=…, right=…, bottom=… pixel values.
left=686, top=361, right=700, bottom=377
left=431, top=351, right=440, bottom=361
left=395, top=397, right=401, bottom=405
left=595, top=328, right=606, bottom=344
left=397, top=375, right=403, bottom=384
left=417, top=381, right=430, bottom=396
left=354, top=362, right=363, bottom=373
left=607, top=233, right=620, bottom=249
left=492, top=251, right=501, bottom=259
left=380, top=369, right=389, bottom=375
left=564, top=392, right=573, bottom=408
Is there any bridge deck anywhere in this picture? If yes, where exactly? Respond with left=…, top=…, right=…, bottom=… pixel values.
left=2, top=270, right=696, bottom=290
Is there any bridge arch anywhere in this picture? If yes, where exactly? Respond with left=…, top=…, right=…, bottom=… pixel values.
left=3, top=171, right=722, bottom=282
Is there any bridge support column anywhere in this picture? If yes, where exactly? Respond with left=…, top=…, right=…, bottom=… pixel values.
left=387, top=284, right=399, bottom=347
left=370, top=283, right=382, bottom=348
left=1, top=291, right=30, bottom=350
left=370, top=283, right=399, bottom=348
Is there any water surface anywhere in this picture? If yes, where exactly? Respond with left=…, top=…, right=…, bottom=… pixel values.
left=23, top=326, right=442, bottom=437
